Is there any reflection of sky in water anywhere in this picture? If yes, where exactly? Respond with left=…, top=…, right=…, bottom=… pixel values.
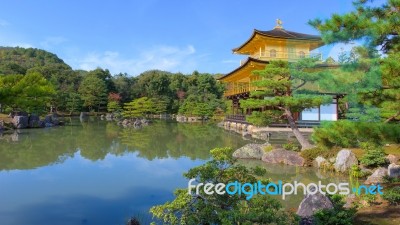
left=0, top=151, right=205, bottom=225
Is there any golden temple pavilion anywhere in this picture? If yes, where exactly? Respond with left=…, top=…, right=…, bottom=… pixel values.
left=218, top=20, right=340, bottom=125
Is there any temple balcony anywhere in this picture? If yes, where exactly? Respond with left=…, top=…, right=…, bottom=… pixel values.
left=240, top=51, right=322, bottom=65
left=224, top=83, right=260, bottom=97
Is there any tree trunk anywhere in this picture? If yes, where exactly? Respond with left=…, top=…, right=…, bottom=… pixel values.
left=284, top=108, right=313, bottom=151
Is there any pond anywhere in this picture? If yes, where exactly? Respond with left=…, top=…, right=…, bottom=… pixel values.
left=0, top=118, right=350, bottom=225
left=0, top=119, right=253, bottom=225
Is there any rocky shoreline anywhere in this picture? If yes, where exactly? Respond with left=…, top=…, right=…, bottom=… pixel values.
left=0, top=112, right=63, bottom=132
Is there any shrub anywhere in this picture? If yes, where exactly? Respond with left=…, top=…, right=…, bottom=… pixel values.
left=383, top=175, right=400, bottom=183
left=359, top=142, right=387, bottom=167
left=282, top=141, right=301, bottom=151
left=264, top=145, right=274, bottom=152
left=313, top=194, right=356, bottom=225
left=300, top=147, right=339, bottom=166
left=382, top=186, right=400, bottom=205
left=312, top=121, right=400, bottom=148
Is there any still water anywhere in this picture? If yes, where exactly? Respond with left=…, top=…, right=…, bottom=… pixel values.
left=0, top=119, right=349, bottom=225
left=0, top=119, right=252, bottom=225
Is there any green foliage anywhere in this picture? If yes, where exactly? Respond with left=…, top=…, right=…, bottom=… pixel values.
left=313, top=194, right=356, bottom=225
left=309, top=0, right=400, bottom=123
left=300, top=147, right=338, bottom=166
left=282, top=141, right=301, bottom=152
left=264, top=145, right=274, bottom=153
left=78, top=75, right=107, bottom=111
left=382, top=186, right=400, bottom=205
left=65, top=92, right=82, bottom=114
left=107, top=101, right=121, bottom=113
left=359, top=142, right=387, bottom=167
left=313, top=120, right=400, bottom=148
left=122, top=97, right=166, bottom=118
left=240, top=58, right=333, bottom=149
left=150, top=147, right=299, bottom=225
left=0, top=71, right=55, bottom=113
left=383, top=175, right=400, bottom=183
left=246, top=111, right=282, bottom=126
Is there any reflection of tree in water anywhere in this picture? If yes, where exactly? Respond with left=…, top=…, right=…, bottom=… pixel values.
left=0, top=127, right=78, bottom=170
left=0, top=119, right=250, bottom=170
left=119, top=121, right=250, bottom=160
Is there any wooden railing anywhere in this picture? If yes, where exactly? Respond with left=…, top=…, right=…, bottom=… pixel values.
left=239, top=51, right=322, bottom=65
left=224, top=84, right=260, bottom=97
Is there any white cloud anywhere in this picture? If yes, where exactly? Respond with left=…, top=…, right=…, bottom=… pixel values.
left=75, top=45, right=198, bottom=75
left=40, top=36, right=68, bottom=48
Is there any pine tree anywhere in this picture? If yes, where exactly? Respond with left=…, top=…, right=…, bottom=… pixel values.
left=240, top=58, right=332, bottom=150
left=309, top=0, right=400, bottom=122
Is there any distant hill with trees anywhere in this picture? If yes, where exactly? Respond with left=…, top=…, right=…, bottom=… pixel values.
left=0, top=47, right=225, bottom=117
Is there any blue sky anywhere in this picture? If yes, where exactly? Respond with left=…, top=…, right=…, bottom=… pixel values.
left=0, top=0, right=377, bottom=75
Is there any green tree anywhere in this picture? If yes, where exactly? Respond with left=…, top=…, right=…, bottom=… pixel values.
left=0, top=72, right=55, bottom=113
left=123, top=97, right=155, bottom=118
left=309, top=0, right=400, bottom=122
left=65, top=92, right=82, bottom=114
left=240, top=59, right=331, bottom=150
left=150, top=147, right=299, bottom=225
left=78, top=75, right=107, bottom=111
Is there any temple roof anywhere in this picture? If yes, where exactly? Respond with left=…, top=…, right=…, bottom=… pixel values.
left=217, top=57, right=268, bottom=81
left=233, top=28, right=323, bottom=53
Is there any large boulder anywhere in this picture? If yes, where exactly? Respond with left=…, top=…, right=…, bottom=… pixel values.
left=0, top=120, right=3, bottom=132
left=334, top=149, right=358, bottom=172
left=365, top=167, right=388, bottom=185
left=233, top=143, right=270, bottom=160
left=262, top=149, right=305, bottom=166
left=388, top=163, right=400, bottom=178
left=386, top=154, right=399, bottom=164
left=297, top=192, right=334, bottom=224
left=28, top=114, right=41, bottom=128
left=12, top=116, right=29, bottom=129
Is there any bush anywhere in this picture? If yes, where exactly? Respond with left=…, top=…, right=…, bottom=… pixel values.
left=383, top=175, right=400, bottom=183
left=300, top=147, right=339, bottom=166
left=312, top=121, right=400, bottom=148
left=359, top=142, right=387, bottom=167
left=314, top=194, right=356, bottom=225
left=382, top=186, right=400, bottom=205
left=282, top=141, right=301, bottom=151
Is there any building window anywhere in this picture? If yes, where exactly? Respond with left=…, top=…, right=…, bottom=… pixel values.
left=299, top=51, right=305, bottom=58
left=270, top=49, right=276, bottom=58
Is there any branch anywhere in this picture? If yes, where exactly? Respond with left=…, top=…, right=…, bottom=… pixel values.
left=384, top=111, right=400, bottom=123
left=292, top=80, right=307, bottom=91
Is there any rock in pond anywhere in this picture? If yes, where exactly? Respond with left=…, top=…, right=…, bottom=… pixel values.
left=334, top=149, right=358, bottom=172
left=12, top=116, right=29, bottom=129
left=262, top=149, right=305, bottom=166
left=365, top=167, right=388, bottom=185
left=232, top=143, right=270, bottom=160
left=28, top=114, right=42, bottom=128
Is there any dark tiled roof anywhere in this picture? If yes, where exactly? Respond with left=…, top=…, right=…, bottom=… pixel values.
left=256, top=28, right=321, bottom=40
